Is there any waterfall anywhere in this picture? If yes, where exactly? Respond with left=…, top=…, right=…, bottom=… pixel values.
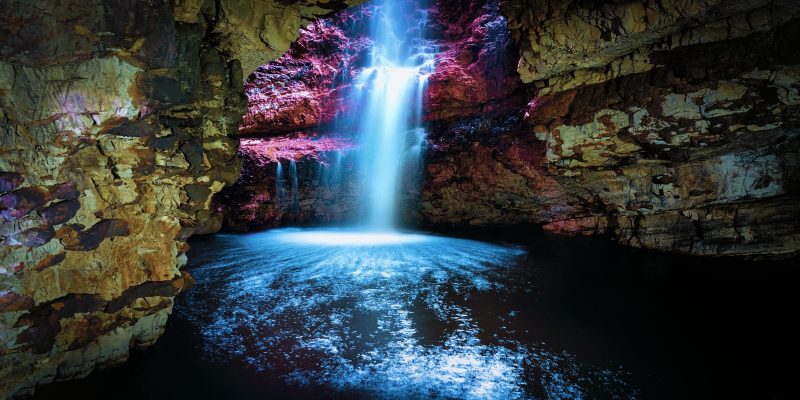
left=275, top=161, right=285, bottom=202
left=275, top=159, right=299, bottom=207
left=289, top=159, right=299, bottom=208
left=353, top=0, right=434, bottom=230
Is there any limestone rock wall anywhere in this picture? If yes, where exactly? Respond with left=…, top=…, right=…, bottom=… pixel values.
left=502, top=0, right=800, bottom=93
left=0, top=0, right=361, bottom=397
left=419, top=0, right=800, bottom=258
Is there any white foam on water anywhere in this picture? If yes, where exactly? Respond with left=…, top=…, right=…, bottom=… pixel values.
left=179, top=228, right=639, bottom=399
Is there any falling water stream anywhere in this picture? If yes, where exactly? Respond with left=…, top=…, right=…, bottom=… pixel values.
left=354, top=0, right=433, bottom=229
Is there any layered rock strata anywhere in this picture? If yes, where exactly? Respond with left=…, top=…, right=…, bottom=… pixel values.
left=0, top=0, right=360, bottom=397
left=421, top=0, right=800, bottom=258
left=464, top=0, right=800, bottom=257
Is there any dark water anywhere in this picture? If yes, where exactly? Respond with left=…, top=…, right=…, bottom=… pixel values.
left=34, top=228, right=798, bottom=399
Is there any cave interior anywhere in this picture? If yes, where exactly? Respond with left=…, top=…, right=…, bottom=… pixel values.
left=1, top=0, right=799, bottom=399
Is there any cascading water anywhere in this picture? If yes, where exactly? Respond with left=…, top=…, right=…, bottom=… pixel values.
left=352, top=0, right=435, bottom=230
left=289, top=159, right=299, bottom=208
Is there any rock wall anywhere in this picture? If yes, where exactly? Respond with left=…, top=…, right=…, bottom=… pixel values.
left=423, top=0, right=800, bottom=258
left=240, top=9, right=373, bottom=135
left=0, top=0, right=361, bottom=397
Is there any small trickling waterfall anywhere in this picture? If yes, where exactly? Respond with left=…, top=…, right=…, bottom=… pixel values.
left=289, top=159, right=299, bottom=208
left=275, top=161, right=285, bottom=202
left=351, top=0, right=435, bottom=230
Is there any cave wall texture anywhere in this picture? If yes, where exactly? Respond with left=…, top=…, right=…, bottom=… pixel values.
left=0, top=0, right=362, bottom=397
left=226, top=0, right=800, bottom=258
left=1, top=0, right=799, bottom=397
left=454, top=0, right=800, bottom=256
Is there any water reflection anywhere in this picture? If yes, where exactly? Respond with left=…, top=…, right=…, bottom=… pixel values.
left=178, top=228, right=638, bottom=399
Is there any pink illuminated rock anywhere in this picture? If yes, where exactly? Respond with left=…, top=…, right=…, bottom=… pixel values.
left=240, top=13, right=372, bottom=135
left=424, top=0, right=522, bottom=120
left=239, top=136, right=355, bottom=163
left=215, top=135, right=359, bottom=231
left=240, top=0, right=522, bottom=134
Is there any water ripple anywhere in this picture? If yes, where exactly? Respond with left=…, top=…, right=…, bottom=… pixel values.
left=178, top=228, right=639, bottom=399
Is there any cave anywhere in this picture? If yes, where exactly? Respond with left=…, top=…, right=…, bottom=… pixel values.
left=1, top=0, right=799, bottom=399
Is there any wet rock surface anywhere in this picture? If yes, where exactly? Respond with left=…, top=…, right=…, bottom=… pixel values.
left=422, top=0, right=800, bottom=258
left=0, top=0, right=362, bottom=397
left=240, top=13, right=373, bottom=135
left=216, top=136, right=360, bottom=230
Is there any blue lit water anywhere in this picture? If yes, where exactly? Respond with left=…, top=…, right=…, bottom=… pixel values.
left=175, top=228, right=638, bottom=399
